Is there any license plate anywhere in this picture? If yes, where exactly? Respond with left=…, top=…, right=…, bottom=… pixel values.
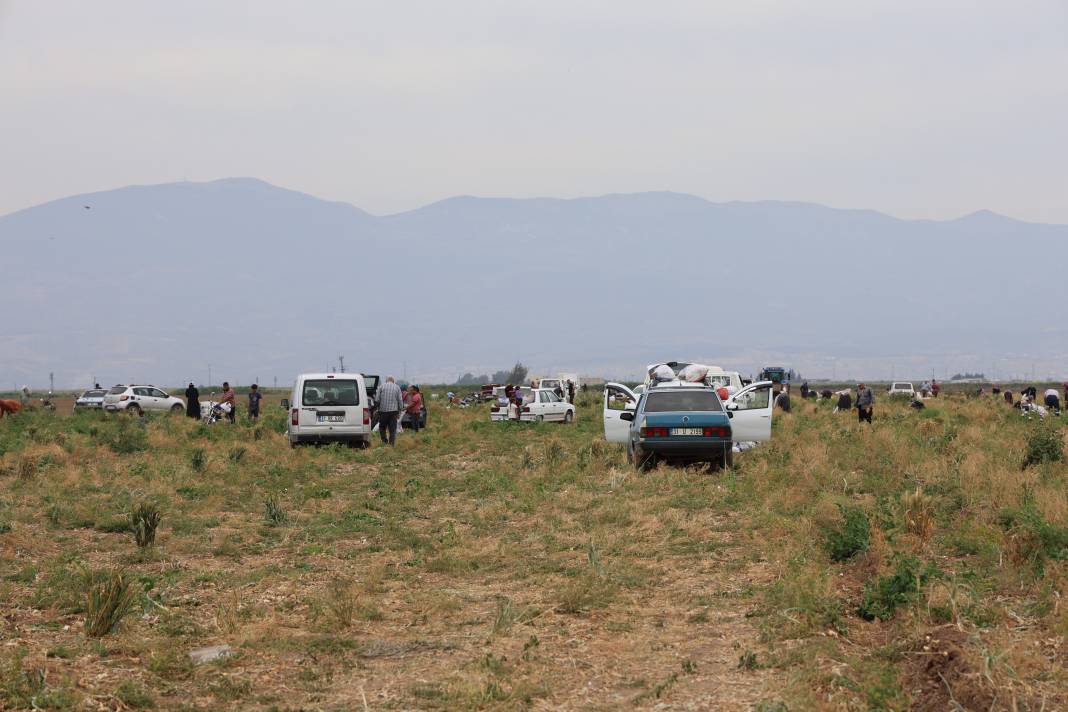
left=317, top=415, right=345, bottom=423
left=671, top=427, right=703, bottom=436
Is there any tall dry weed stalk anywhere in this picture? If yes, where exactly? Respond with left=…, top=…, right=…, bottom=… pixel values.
left=902, top=488, right=935, bottom=543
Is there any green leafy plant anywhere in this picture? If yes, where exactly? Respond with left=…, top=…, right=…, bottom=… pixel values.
left=129, top=502, right=161, bottom=548
left=822, top=505, right=871, bottom=562
left=84, top=571, right=139, bottom=637
left=189, top=447, right=207, bottom=472
left=857, top=556, right=937, bottom=621
left=1023, top=423, right=1063, bottom=468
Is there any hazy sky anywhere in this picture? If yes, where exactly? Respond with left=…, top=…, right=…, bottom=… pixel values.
left=3, top=1, right=1066, bottom=221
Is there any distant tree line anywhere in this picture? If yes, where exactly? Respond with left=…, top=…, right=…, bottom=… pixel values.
left=456, top=362, right=528, bottom=385
left=950, top=372, right=986, bottom=381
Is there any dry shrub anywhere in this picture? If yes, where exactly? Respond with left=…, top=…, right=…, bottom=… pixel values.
left=902, top=488, right=935, bottom=543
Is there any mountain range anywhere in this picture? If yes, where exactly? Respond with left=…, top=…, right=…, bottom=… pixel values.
left=4, top=177, right=1067, bottom=388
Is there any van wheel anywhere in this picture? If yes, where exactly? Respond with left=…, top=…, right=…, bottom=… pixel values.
left=563, top=410, right=574, bottom=424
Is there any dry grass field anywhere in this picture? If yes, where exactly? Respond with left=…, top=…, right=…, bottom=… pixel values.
left=1, top=391, right=1066, bottom=710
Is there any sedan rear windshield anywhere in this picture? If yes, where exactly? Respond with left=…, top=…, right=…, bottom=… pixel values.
left=644, top=390, right=722, bottom=412
left=303, top=380, right=361, bottom=406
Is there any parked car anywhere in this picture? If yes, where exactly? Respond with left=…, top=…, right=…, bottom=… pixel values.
left=888, top=382, right=916, bottom=398
left=491, top=387, right=576, bottom=423
left=604, top=380, right=775, bottom=470
left=103, top=385, right=185, bottom=415
left=73, top=388, right=108, bottom=412
left=288, top=373, right=371, bottom=447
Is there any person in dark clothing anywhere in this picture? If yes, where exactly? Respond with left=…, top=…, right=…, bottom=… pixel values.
left=855, top=383, right=874, bottom=424
left=775, top=385, right=791, bottom=413
left=835, top=390, right=852, bottom=412
left=1022, top=386, right=1038, bottom=400
left=185, top=383, right=200, bottom=419
left=567, top=380, right=576, bottom=404
left=1004, top=390, right=1013, bottom=404
left=799, top=382, right=809, bottom=399
left=247, top=383, right=263, bottom=419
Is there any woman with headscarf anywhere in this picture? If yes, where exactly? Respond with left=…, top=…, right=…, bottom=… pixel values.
left=185, top=382, right=200, bottom=419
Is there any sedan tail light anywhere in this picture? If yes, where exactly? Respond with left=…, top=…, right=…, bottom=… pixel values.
left=291, top=408, right=299, bottom=426
left=703, top=427, right=730, bottom=437
left=522, top=406, right=531, bottom=413
left=640, top=426, right=669, bottom=438
left=491, top=406, right=499, bottom=412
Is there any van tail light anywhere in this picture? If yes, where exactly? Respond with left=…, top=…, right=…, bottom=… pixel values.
left=291, top=408, right=298, bottom=426
left=363, top=408, right=370, bottom=425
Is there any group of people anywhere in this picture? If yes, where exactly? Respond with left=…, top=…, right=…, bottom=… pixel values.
left=374, top=377, right=423, bottom=446
left=183, top=382, right=263, bottom=423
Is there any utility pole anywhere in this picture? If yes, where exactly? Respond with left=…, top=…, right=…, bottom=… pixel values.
left=338, top=355, right=345, bottom=373
left=208, top=364, right=212, bottom=388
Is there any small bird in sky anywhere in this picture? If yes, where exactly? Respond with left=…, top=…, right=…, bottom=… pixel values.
left=83, top=205, right=91, bottom=210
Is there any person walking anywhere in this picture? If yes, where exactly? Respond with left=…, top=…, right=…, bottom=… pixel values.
left=376, top=376, right=403, bottom=446
left=247, top=383, right=263, bottom=419
left=220, top=381, right=236, bottom=423
left=855, top=383, right=874, bottom=424
left=185, top=382, right=200, bottom=419
left=405, top=385, right=424, bottom=433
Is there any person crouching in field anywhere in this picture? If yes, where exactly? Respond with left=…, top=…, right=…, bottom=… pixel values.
left=1044, top=388, right=1062, bottom=415
left=833, top=390, right=852, bottom=413
left=855, top=383, right=874, bottom=424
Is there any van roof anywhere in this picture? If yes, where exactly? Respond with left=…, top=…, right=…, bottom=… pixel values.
left=297, top=373, right=363, bottom=380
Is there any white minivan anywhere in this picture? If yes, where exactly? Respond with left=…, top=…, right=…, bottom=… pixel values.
left=288, top=373, right=372, bottom=448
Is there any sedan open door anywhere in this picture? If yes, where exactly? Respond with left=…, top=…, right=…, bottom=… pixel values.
left=603, top=383, right=638, bottom=443
left=724, top=381, right=774, bottom=442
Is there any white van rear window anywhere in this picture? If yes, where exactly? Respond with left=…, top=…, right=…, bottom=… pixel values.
left=303, top=380, right=361, bottom=406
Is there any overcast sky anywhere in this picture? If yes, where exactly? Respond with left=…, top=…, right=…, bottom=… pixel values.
left=2, top=1, right=1066, bottom=222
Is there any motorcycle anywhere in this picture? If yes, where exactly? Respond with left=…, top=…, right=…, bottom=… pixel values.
left=200, top=394, right=233, bottom=424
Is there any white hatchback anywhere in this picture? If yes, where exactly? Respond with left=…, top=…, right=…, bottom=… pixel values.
left=490, top=387, right=576, bottom=423
left=888, top=382, right=916, bottom=398
left=103, top=385, right=185, bottom=414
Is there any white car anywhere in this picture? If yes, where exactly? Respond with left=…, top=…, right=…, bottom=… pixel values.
left=288, top=373, right=372, bottom=447
left=103, top=385, right=185, bottom=414
left=490, top=387, right=576, bottom=423
left=73, top=388, right=108, bottom=412
left=888, top=382, right=916, bottom=398
left=603, top=380, right=775, bottom=445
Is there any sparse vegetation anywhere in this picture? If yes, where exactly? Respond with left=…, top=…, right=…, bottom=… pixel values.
left=84, top=570, right=139, bottom=637
left=1, top=387, right=1066, bottom=708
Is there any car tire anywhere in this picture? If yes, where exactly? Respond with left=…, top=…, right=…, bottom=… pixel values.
left=128, top=404, right=142, bottom=416
left=170, top=404, right=183, bottom=414
left=535, top=414, right=544, bottom=423
left=563, top=410, right=574, bottom=424
left=633, top=446, right=655, bottom=472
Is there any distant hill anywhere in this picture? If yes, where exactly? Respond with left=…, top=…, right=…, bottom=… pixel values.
left=3, top=178, right=1066, bottom=387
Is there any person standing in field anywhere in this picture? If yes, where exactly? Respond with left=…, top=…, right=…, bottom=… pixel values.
left=376, top=376, right=403, bottom=446
left=405, top=385, right=424, bottom=433
left=567, top=380, right=576, bottom=404
left=855, top=383, right=875, bottom=424
left=930, top=380, right=940, bottom=398
left=247, top=383, right=263, bottom=420
left=220, top=381, right=236, bottom=423
left=185, top=382, right=200, bottom=419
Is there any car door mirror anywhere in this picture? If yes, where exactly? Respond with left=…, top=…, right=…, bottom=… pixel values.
left=280, top=398, right=290, bottom=409
left=727, top=411, right=734, bottom=418
left=619, top=411, right=634, bottom=422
